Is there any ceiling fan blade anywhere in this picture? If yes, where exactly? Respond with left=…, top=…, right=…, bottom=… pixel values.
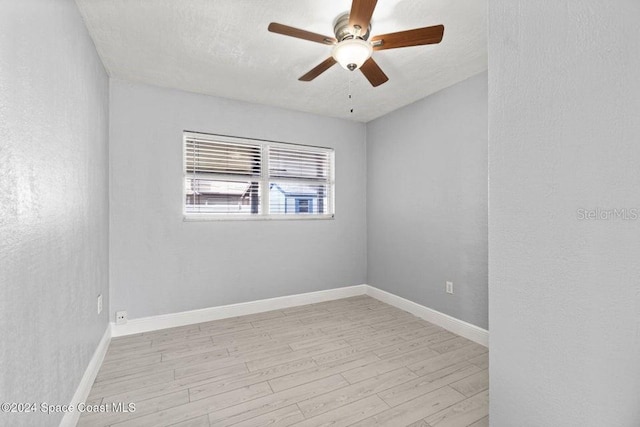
left=268, top=23, right=336, bottom=45
left=299, top=57, right=337, bottom=81
left=349, top=0, right=378, bottom=34
left=360, top=57, right=388, bottom=87
left=371, top=25, right=444, bottom=50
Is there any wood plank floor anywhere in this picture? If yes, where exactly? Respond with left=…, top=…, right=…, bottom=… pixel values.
left=79, top=296, right=488, bottom=427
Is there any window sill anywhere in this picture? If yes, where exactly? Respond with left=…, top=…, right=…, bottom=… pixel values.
left=183, top=214, right=335, bottom=222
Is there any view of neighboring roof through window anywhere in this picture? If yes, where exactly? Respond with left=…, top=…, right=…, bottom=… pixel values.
left=184, top=132, right=334, bottom=219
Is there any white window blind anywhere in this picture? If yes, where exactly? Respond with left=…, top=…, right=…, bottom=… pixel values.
left=184, top=132, right=334, bottom=219
left=185, top=138, right=261, bottom=177
left=184, top=136, right=262, bottom=215
left=268, top=146, right=332, bottom=216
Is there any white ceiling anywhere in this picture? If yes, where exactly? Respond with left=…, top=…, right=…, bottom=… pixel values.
left=76, top=0, right=486, bottom=122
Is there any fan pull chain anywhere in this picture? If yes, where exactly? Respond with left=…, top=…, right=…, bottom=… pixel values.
left=348, top=74, right=354, bottom=114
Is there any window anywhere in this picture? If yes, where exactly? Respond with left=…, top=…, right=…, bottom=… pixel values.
left=184, top=132, right=334, bottom=219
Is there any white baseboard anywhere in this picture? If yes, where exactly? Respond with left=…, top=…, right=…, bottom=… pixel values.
left=59, top=325, right=111, bottom=427
left=109, top=284, right=488, bottom=348
left=111, top=285, right=368, bottom=337
left=365, top=285, right=489, bottom=347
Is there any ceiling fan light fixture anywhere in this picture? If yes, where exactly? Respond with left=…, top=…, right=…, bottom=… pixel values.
left=331, top=38, right=372, bottom=71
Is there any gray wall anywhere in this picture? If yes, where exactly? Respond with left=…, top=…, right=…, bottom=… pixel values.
left=366, top=72, right=488, bottom=329
left=109, top=80, right=367, bottom=320
left=489, top=1, right=640, bottom=425
left=0, top=1, right=110, bottom=426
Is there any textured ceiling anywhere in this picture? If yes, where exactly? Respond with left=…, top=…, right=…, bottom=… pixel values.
left=76, top=0, right=486, bottom=122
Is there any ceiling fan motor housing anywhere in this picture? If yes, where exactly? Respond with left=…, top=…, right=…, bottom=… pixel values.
left=332, top=12, right=373, bottom=71
left=333, top=12, right=371, bottom=42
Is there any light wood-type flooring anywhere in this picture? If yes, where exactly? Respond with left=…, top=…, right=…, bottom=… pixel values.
left=79, top=295, right=489, bottom=427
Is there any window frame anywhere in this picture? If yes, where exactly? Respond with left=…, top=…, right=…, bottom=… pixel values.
left=183, top=131, right=335, bottom=221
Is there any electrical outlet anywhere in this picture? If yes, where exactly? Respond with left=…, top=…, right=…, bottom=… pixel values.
left=97, top=294, right=103, bottom=314
left=116, top=311, right=128, bottom=325
left=446, top=281, right=454, bottom=294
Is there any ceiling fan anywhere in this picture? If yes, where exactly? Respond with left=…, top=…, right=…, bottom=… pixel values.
left=268, top=0, right=444, bottom=87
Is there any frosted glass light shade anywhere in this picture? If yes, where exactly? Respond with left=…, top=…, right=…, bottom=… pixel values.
left=331, top=38, right=373, bottom=71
